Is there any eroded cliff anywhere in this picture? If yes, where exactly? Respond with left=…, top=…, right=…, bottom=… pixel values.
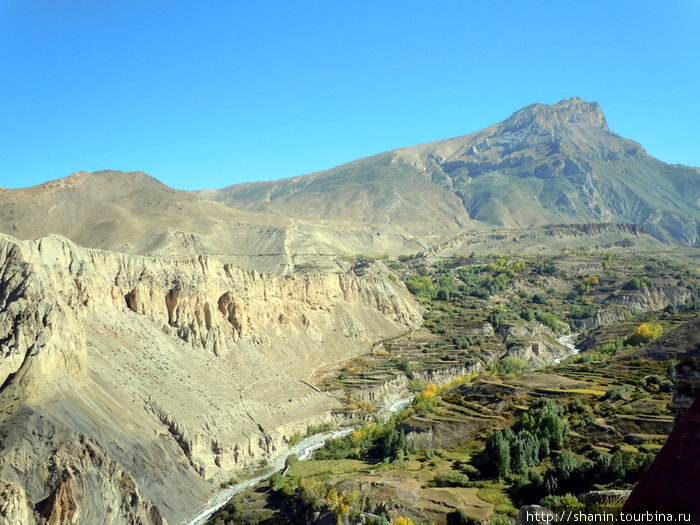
left=0, top=234, right=422, bottom=524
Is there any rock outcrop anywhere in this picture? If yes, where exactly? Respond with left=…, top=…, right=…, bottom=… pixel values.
left=0, top=233, right=422, bottom=524
left=0, top=481, right=35, bottom=525
left=498, top=322, right=569, bottom=368
left=606, top=286, right=691, bottom=313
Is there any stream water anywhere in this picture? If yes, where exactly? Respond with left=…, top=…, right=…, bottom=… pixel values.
left=553, top=333, right=581, bottom=364
left=183, top=335, right=580, bottom=525
left=183, top=396, right=414, bottom=525
left=183, top=427, right=353, bottom=525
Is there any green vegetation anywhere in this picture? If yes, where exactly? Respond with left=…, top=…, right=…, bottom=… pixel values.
left=208, top=252, right=698, bottom=525
left=404, top=275, right=436, bottom=298
left=433, top=470, right=471, bottom=487
left=314, top=414, right=413, bottom=462
left=514, top=448, right=655, bottom=504
left=622, top=276, right=652, bottom=290
left=481, top=399, right=568, bottom=479
left=394, top=357, right=414, bottom=379
left=490, top=357, right=527, bottom=375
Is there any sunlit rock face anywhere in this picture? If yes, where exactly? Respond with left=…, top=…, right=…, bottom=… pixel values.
left=0, top=234, right=421, bottom=524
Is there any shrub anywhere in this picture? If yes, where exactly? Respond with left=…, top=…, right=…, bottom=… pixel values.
left=623, top=277, right=651, bottom=290
left=395, top=358, right=413, bottom=378
left=534, top=261, right=557, bottom=275
left=288, top=432, right=303, bottom=446
left=535, top=311, right=560, bottom=331
left=306, top=422, right=334, bottom=435
left=667, top=359, right=679, bottom=378
left=569, top=305, right=596, bottom=319
left=446, top=508, right=478, bottom=525
left=540, top=493, right=583, bottom=512
left=421, top=383, right=438, bottom=399
left=520, top=308, right=535, bottom=321
left=644, top=374, right=662, bottom=386
left=314, top=436, right=353, bottom=460
left=488, top=309, right=508, bottom=330
left=285, top=454, right=298, bottom=469
left=458, top=463, right=481, bottom=478
left=437, top=287, right=451, bottom=300
left=404, top=275, right=435, bottom=298
left=566, top=290, right=581, bottom=302
left=414, top=395, right=437, bottom=415
left=532, top=294, right=547, bottom=304
left=434, top=470, right=471, bottom=487
left=659, top=380, right=673, bottom=392
left=269, top=471, right=283, bottom=488
left=604, top=384, right=633, bottom=401
left=491, top=356, right=527, bottom=375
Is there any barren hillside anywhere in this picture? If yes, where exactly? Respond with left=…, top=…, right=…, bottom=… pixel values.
left=0, top=234, right=421, bottom=523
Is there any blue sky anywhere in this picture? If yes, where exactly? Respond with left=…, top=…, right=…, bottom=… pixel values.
left=1, top=1, right=698, bottom=190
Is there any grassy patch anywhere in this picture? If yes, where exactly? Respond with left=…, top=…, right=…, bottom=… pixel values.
left=536, top=388, right=606, bottom=396
left=477, top=485, right=516, bottom=515
left=287, top=458, right=369, bottom=478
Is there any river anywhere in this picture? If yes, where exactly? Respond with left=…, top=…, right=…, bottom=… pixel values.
left=184, top=333, right=581, bottom=525
left=553, top=333, right=581, bottom=364
left=184, top=332, right=581, bottom=524
left=183, top=395, right=414, bottom=525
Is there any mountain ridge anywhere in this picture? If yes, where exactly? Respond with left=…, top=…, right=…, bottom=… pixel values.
left=1, top=98, right=698, bottom=260
left=207, top=97, right=699, bottom=247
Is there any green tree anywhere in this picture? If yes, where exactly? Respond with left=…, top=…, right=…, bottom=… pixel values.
left=380, top=427, right=407, bottom=461
left=554, top=449, right=578, bottom=481
left=496, top=439, right=511, bottom=479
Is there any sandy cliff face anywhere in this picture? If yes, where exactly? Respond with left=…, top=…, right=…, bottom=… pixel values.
left=0, top=481, right=34, bottom=525
left=0, top=234, right=422, bottom=524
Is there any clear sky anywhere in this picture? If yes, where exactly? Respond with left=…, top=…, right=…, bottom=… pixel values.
left=1, top=0, right=698, bottom=191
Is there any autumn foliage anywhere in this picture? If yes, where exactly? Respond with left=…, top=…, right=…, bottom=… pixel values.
left=626, top=322, right=663, bottom=345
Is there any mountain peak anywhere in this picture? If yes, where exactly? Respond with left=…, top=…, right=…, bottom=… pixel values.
left=501, top=97, right=609, bottom=132
left=31, top=170, right=167, bottom=194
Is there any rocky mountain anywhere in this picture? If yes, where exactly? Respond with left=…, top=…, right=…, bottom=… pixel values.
left=207, top=97, right=700, bottom=247
left=0, top=97, right=698, bottom=525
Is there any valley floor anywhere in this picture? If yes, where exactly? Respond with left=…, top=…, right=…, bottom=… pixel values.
left=206, top=252, right=699, bottom=525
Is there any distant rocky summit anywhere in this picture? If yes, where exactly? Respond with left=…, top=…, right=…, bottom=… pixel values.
left=208, top=97, right=700, bottom=247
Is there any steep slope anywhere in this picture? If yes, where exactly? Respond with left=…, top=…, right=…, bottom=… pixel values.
left=202, top=152, right=477, bottom=234
left=208, top=98, right=700, bottom=246
left=0, top=233, right=422, bottom=523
